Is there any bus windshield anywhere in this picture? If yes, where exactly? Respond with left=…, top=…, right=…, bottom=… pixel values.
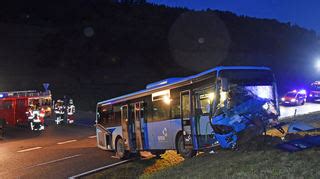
left=215, top=69, right=277, bottom=116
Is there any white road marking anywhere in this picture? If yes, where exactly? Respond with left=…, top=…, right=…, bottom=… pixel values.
left=88, top=135, right=96, bottom=139
left=17, top=147, right=42, bottom=153
left=25, top=154, right=82, bottom=169
left=57, top=139, right=77, bottom=145
left=69, top=159, right=132, bottom=179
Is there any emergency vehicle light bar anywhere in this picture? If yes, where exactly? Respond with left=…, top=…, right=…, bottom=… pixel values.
left=0, top=90, right=51, bottom=97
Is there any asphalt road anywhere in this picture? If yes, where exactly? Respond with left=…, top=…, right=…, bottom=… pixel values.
left=0, top=120, right=120, bottom=179
left=280, top=102, right=320, bottom=119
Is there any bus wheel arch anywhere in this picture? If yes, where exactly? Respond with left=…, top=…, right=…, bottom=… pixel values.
left=115, top=136, right=128, bottom=159
left=175, top=131, right=196, bottom=158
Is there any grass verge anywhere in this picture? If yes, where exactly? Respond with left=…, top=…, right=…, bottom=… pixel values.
left=87, top=112, right=320, bottom=178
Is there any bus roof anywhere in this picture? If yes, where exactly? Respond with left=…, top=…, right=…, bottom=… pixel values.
left=98, top=66, right=271, bottom=106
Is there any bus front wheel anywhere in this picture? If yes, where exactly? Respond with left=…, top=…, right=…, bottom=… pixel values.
left=115, top=137, right=129, bottom=159
left=176, top=134, right=196, bottom=158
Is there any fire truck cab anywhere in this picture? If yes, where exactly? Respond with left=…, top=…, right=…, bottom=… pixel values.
left=0, top=90, right=52, bottom=129
left=309, top=81, right=320, bottom=102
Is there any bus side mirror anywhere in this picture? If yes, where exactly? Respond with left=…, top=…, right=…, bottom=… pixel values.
left=221, top=78, right=229, bottom=92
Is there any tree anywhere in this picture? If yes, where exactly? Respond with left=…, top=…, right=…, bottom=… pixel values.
left=111, top=0, right=146, bottom=5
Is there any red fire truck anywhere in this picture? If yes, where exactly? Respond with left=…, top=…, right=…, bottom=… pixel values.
left=0, top=90, right=52, bottom=135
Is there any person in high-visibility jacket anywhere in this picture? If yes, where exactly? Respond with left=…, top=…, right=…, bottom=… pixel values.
left=39, top=108, right=46, bottom=124
left=54, top=100, right=65, bottom=125
left=26, top=105, right=44, bottom=131
left=67, top=99, right=75, bottom=124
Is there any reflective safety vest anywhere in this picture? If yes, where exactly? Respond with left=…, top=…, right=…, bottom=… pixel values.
left=67, top=105, right=75, bottom=115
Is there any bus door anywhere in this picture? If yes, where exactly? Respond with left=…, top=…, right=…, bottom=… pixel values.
left=180, top=91, right=195, bottom=149
left=133, top=102, right=144, bottom=150
left=194, top=89, right=215, bottom=149
left=121, top=105, right=131, bottom=151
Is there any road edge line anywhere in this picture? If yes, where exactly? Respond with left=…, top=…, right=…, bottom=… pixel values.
left=68, top=159, right=132, bottom=179
left=25, top=154, right=82, bottom=169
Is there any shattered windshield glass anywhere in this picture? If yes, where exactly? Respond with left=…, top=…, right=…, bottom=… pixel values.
left=215, top=70, right=277, bottom=118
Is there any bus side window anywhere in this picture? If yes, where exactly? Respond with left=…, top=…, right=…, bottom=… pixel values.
left=171, top=92, right=181, bottom=119
left=97, top=105, right=113, bottom=127
left=151, top=100, right=170, bottom=122
left=113, top=105, right=121, bottom=126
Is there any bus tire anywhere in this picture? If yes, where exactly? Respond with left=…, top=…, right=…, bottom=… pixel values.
left=176, top=133, right=196, bottom=159
left=115, top=137, right=129, bottom=159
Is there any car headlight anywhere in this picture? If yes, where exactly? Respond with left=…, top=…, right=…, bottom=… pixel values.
left=281, top=97, right=285, bottom=101
left=310, top=94, right=313, bottom=97
left=290, top=99, right=296, bottom=102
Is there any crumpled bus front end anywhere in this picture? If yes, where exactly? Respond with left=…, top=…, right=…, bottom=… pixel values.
left=211, top=69, right=280, bottom=149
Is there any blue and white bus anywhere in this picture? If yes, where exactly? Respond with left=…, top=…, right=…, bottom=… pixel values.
left=96, top=66, right=280, bottom=159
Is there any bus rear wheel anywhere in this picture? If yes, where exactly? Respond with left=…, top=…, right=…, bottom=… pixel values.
left=115, top=137, right=129, bottom=159
left=176, top=134, right=196, bottom=158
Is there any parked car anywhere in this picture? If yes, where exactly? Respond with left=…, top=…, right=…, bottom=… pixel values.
left=281, top=90, right=307, bottom=106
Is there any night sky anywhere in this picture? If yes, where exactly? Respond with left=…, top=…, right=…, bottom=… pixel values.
left=148, top=0, right=320, bottom=34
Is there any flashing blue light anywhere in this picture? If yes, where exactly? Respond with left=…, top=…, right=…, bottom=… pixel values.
left=291, top=89, right=306, bottom=95
left=299, top=90, right=307, bottom=94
